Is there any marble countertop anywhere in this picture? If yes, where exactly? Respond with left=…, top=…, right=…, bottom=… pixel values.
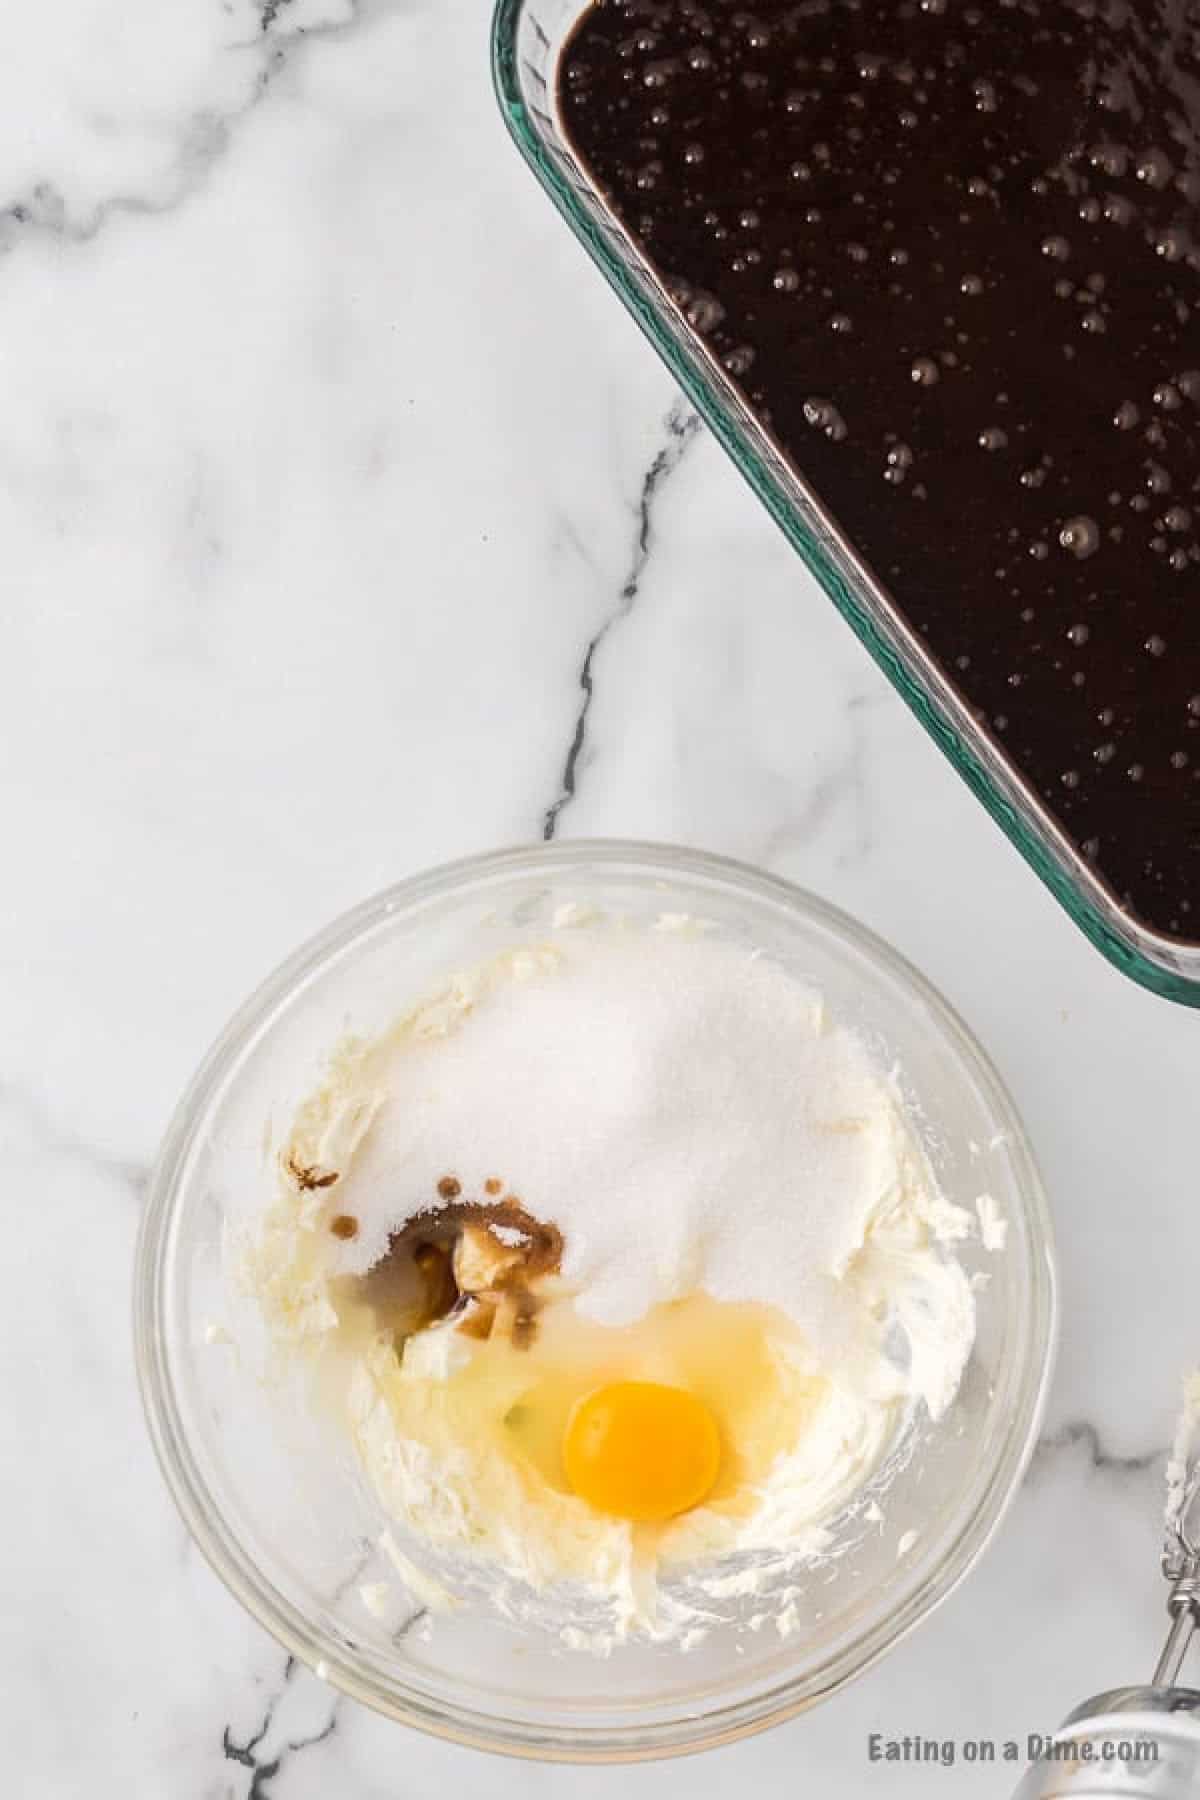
left=4, top=1, right=1197, bottom=1793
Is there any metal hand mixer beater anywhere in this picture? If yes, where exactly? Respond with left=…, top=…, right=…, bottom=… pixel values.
left=1013, top=1401, right=1200, bottom=1797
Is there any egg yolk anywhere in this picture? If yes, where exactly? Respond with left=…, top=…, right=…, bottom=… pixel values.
left=562, top=1380, right=721, bottom=1522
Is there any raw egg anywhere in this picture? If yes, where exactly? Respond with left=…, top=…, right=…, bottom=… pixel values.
left=364, top=1289, right=827, bottom=1537
left=562, top=1380, right=721, bottom=1522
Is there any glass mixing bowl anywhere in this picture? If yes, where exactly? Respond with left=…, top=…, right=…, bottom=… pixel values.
left=134, top=841, right=1057, bottom=1760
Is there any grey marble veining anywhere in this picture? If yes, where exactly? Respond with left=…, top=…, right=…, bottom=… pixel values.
left=542, top=399, right=701, bottom=841
left=2, top=1, right=1197, bottom=1794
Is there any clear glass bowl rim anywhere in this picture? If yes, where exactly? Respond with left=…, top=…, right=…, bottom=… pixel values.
left=134, top=839, right=1058, bottom=1761
left=491, top=0, right=1200, bottom=1010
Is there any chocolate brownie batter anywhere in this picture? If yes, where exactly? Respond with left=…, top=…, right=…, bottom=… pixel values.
left=559, top=0, right=1200, bottom=938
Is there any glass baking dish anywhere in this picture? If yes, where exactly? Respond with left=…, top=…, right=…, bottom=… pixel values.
left=491, top=0, right=1200, bottom=1009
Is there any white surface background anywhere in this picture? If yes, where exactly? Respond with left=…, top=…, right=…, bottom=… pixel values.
left=2, top=1, right=1196, bottom=1793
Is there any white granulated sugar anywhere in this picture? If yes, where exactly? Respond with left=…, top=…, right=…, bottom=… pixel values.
left=490, top=1224, right=528, bottom=1248
left=324, top=932, right=944, bottom=1364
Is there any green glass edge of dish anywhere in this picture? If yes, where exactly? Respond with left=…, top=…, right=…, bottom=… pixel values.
left=489, top=0, right=1200, bottom=1011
